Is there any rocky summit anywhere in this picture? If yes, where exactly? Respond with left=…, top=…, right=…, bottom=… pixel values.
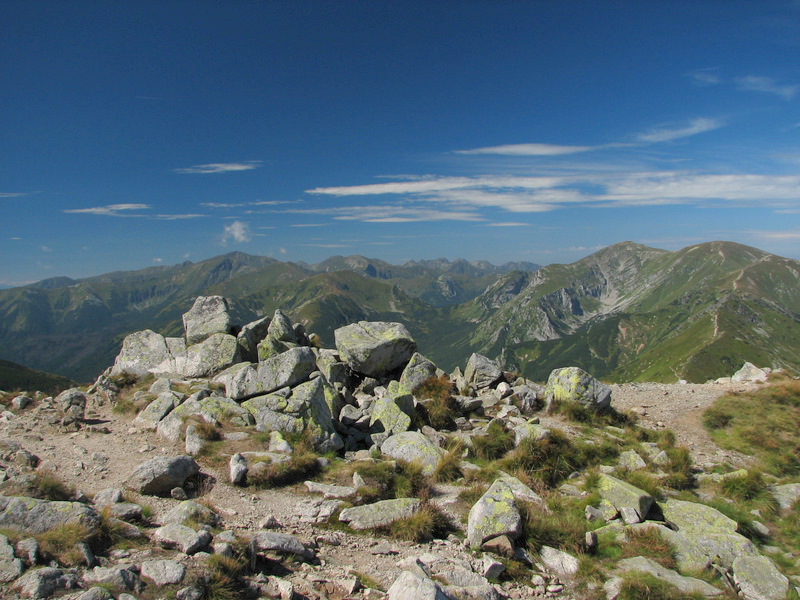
left=0, top=295, right=796, bottom=600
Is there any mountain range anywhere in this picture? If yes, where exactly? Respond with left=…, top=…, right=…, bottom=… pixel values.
left=0, top=241, right=798, bottom=386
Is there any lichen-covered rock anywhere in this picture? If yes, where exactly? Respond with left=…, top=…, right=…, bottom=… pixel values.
left=616, top=556, right=723, bottom=596
left=111, top=329, right=175, bottom=378
left=732, top=555, right=789, bottom=600
left=400, top=353, right=442, bottom=394
left=229, top=453, right=247, bottom=485
left=334, top=321, right=417, bottom=378
left=467, top=480, right=522, bottom=550
left=152, top=333, right=241, bottom=379
left=0, top=496, right=101, bottom=535
left=132, top=392, right=180, bottom=429
left=381, top=431, right=443, bottom=476
left=0, top=534, right=23, bottom=582
left=227, top=346, right=317, bottom=399
left=237, top=316, right=270, bottom=362
left=464, top=354, right=503, bottom=390
left=339, top=497, right=421, bottom=530
left=546, top=366, right=612, bottom=411
left=369, top=396, right=412, bottom=436
left=182, top=296, right=232, bottom=345
left=618, top=449, right=647, bottom=471
left=125, top=455, right=200, bottom=496
left=659, top=499, right=737, bottom=535
left=83, top=566, right=142, bottom=593
left=387, top=570, right=455, bottom=600
left=161, top=500, right=221, bottom=527
left=153, top=523, right=211, bottom=554
left=512, top=422, right=550, bottom=446
left=141, top=559, right=186, bottom=585
left=597, top=474, right=653, bottom=521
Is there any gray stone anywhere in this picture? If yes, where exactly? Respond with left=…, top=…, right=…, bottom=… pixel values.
left=230, top=453, right=247, bottom=485
left=597, top=474, right=653, bottom=521
left=182, top=296, right=232, bottom=345
left=467, top=480, right=522, bottom=550
left=370, top=396, right=412, bottom=436
left=111, top=329, right=174, bottom=378
left=12, top=395, right=32, bottom=410
left=512, top=422, right=550, bottom=446
left=545, top=366, right=612, bottom=411
left=161, top=501, right=221, bottom=527
left=539, top=545, right=579, bottom=576
left=334, top=321, right=417, bottom=378
left=78, top=587, right=114, bottom=600
left=732, top=362, right=769, bottom=383
left=732, top=555, right=789, bottom=600
left=0, top=496, right=101, bottom=535
left=54, top=388, right=87, bottom=421
left=339, top=497, right=421, bottom=530
left=125, top=455, right=200, bottom=496
left=618, top=449, right=647, bottom=471
left=184, top=425, right=204, bottom=456
left=464, top=354, right=503, bottom=390
left=252, top=531, right=312, bottom=558
left=304, top=481, right=356, bottom=498
left=400, top=353, right=442, bottom=394
left=237, top=316, right=270, bottom=362
left=13, top=567, right=77, bottom=599
left=387, top=570, right=455, bottom=600
left=141, top=559, right=187, bottom=585
left=153, top=523, right=211, bottom=554
left=227, top=346, right=317, bottom=399
left=381, top=431, right=443, bottom=476
left=152, top=333, right=241, bottom=379
left=770, top=483, right=800, bottom=512
left=616, top=556, right=723, bottom=596
left=83, top=566, right=142, bottom=593
left=0, top=534, right=23, bottom=582
left=132, top=392, right=179, bottom=429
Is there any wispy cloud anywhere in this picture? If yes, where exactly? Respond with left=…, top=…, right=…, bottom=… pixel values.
left=40, top=245, right=52, bottom=252
left=287, top=204, right=484, bottom=223
left=455, top=143, right=593, bottom=156
left=0, top=192, right=27, bottom=198
left=688, top=69, right=722, bottom=86
left=63, top=203, right=151, bottom=216
left=220, top=220, right=251, bottom=245
left=487, top=222, right=529, bottom=227
left=174, top=161, right=262, bottom=174
left=636, top=118, right=723, bottom=143
left=153, top=213, right=205, bottom=220
left=201, top=199, right=294, bottom=208
left=745, top=228, right=800, bottom=240
left=735, top=75, right=798, bottom=99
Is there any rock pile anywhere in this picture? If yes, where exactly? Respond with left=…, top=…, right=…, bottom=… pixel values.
left=0, top=295, right=794, bottom=600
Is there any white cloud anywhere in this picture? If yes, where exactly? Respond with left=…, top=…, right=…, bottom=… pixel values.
left=40, top=245, right=52, bottom=252
left=0, top=192, right=27, bottom=198
left=153, top=257, right=163, bottom=263
left=174, top=161, right=262, bottom=174
left=746, top=228, right=800, bottom=240
left=220, top=220, right=251, bottom=245
left=8, top=237, right=21, bottom=240
left=688, top=69, right=722, bottom=86
left=735, top=76, right=798, bottom=99
left=279, top=247, right=287, bottom=255
left=63, top=203, right=151, bottom=216
left=636, top=118, right=723, bottom=143
left=455, top=143, right=593, bottom=156
left=154, top=213, right=205, bottom=220
left=487, top=222, right=529, bottom=227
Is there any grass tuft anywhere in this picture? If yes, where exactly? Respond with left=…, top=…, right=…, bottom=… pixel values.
left=384, top=503, right=454, bottom=542
left=32, top=470, right=74, bottom=501
left=471, top=421, right=514, bottom=461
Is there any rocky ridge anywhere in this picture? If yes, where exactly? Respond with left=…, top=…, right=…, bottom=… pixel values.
left=0, top=296, right=794, bottom=600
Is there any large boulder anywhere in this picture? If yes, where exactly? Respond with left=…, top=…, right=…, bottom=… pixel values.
left=732, top=555, right=788, bottom=600
left=381, top=431, right=443, bottom=476
left=54, top=388, right=87, bottom=421
left=226, top=347, right=317, bottom=399
left=369, top=396, right=412, bottom=437
left=237, top=316, right=270, bottom=362
left=615, top=556, right=723, bottom=596
left=597, top=474, right=654, bottom=521
left=339, top=498, right=421, bottom=530
left=464, top=354, right=503, bottom=390
left=125, top=455, right=200, bottom=496
left=0, top=496, right=101, bottom=535
left=400, top=353, right=442, bottom=394
left=334, top=321, right=417, bottom=378
left=133, top=392, right=180, bottom=430
left=182, top=296, right=232, bottom=345
left=387, top=570, right=455, bottom=600
left=467, top=479, right=522, bottom=550
left=732, top=362, right=770, bottom=383
left=546, top=366, right=612, bottom=411
left=111, top=330, right=176, bottom=378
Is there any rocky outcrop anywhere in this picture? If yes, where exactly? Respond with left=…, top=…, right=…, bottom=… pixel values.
left=182, top=296, right=233, bottom=345
left=334, top=321, right=417, bottom=378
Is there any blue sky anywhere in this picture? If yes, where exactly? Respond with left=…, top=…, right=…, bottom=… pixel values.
left=2, top=1, right=800, bottom=286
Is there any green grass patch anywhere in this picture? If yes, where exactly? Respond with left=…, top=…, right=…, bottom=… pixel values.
left=616, top=571, right=707, bottom=600
left=381, top=503, right=454, bottom=542
left=415, top=375, right=458, bottom=430
left=703, top=378, right=800, bottom=476
left=471, top=421, right=514, bottom=461
left=32, top=470, right=74, bottom=501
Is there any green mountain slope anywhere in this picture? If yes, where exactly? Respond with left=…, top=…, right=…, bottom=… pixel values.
left=0, top=359, right=77, bottom=395
left=446, top=241, right=800, bottom=382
